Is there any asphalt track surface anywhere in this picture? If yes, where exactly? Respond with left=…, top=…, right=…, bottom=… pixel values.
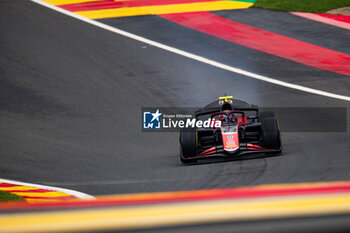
left=1, top=0, right=350, bottom=202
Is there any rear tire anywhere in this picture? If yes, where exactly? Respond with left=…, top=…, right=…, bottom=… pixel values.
left=179, top=128, right=198, bottom=164
left=259, top=112, right=281, bottom=151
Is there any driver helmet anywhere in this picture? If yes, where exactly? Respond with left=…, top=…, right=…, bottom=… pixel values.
left=221, top=102, right=232, bottom=111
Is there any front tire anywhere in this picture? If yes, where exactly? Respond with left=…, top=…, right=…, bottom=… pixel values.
left=179, top=128, right=198, bottom=164
left=259, top=112, right=281, bottom=151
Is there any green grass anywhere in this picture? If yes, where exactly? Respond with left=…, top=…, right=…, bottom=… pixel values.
left=253, top=0, right=350, bottom=13
left=0, top=190, right=24, bottom=202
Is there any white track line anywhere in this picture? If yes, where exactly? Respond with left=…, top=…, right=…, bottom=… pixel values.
left=0, top=178, right=95, bottom=199
left=32, top=0, right=350, bottom=102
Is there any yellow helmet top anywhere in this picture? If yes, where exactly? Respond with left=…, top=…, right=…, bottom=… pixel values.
left=218, top=96, right=233, bottom=102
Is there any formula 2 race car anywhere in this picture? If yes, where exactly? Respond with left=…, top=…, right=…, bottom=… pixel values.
left=179, top=96, right=282, bottom=164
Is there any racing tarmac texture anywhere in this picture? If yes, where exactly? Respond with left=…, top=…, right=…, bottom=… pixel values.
left=1, top=0, right=350, bottom=232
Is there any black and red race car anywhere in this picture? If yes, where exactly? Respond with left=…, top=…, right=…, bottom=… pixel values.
left=180, top=96, right=282, bottom=164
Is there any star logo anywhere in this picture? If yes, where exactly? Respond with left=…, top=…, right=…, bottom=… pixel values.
left=143, top=109, right=162, bottom=129
left=150, top=109, right=162, bottom=122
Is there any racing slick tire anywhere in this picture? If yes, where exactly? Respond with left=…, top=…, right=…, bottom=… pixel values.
left=259, top=111, right=275, bottom=119
left=259, top=112, right=282, bottom=152
left=179, top=128, right=198, bottom=164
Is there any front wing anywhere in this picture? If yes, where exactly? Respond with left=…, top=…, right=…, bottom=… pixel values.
left=187, top=143, right=281, bottom=160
